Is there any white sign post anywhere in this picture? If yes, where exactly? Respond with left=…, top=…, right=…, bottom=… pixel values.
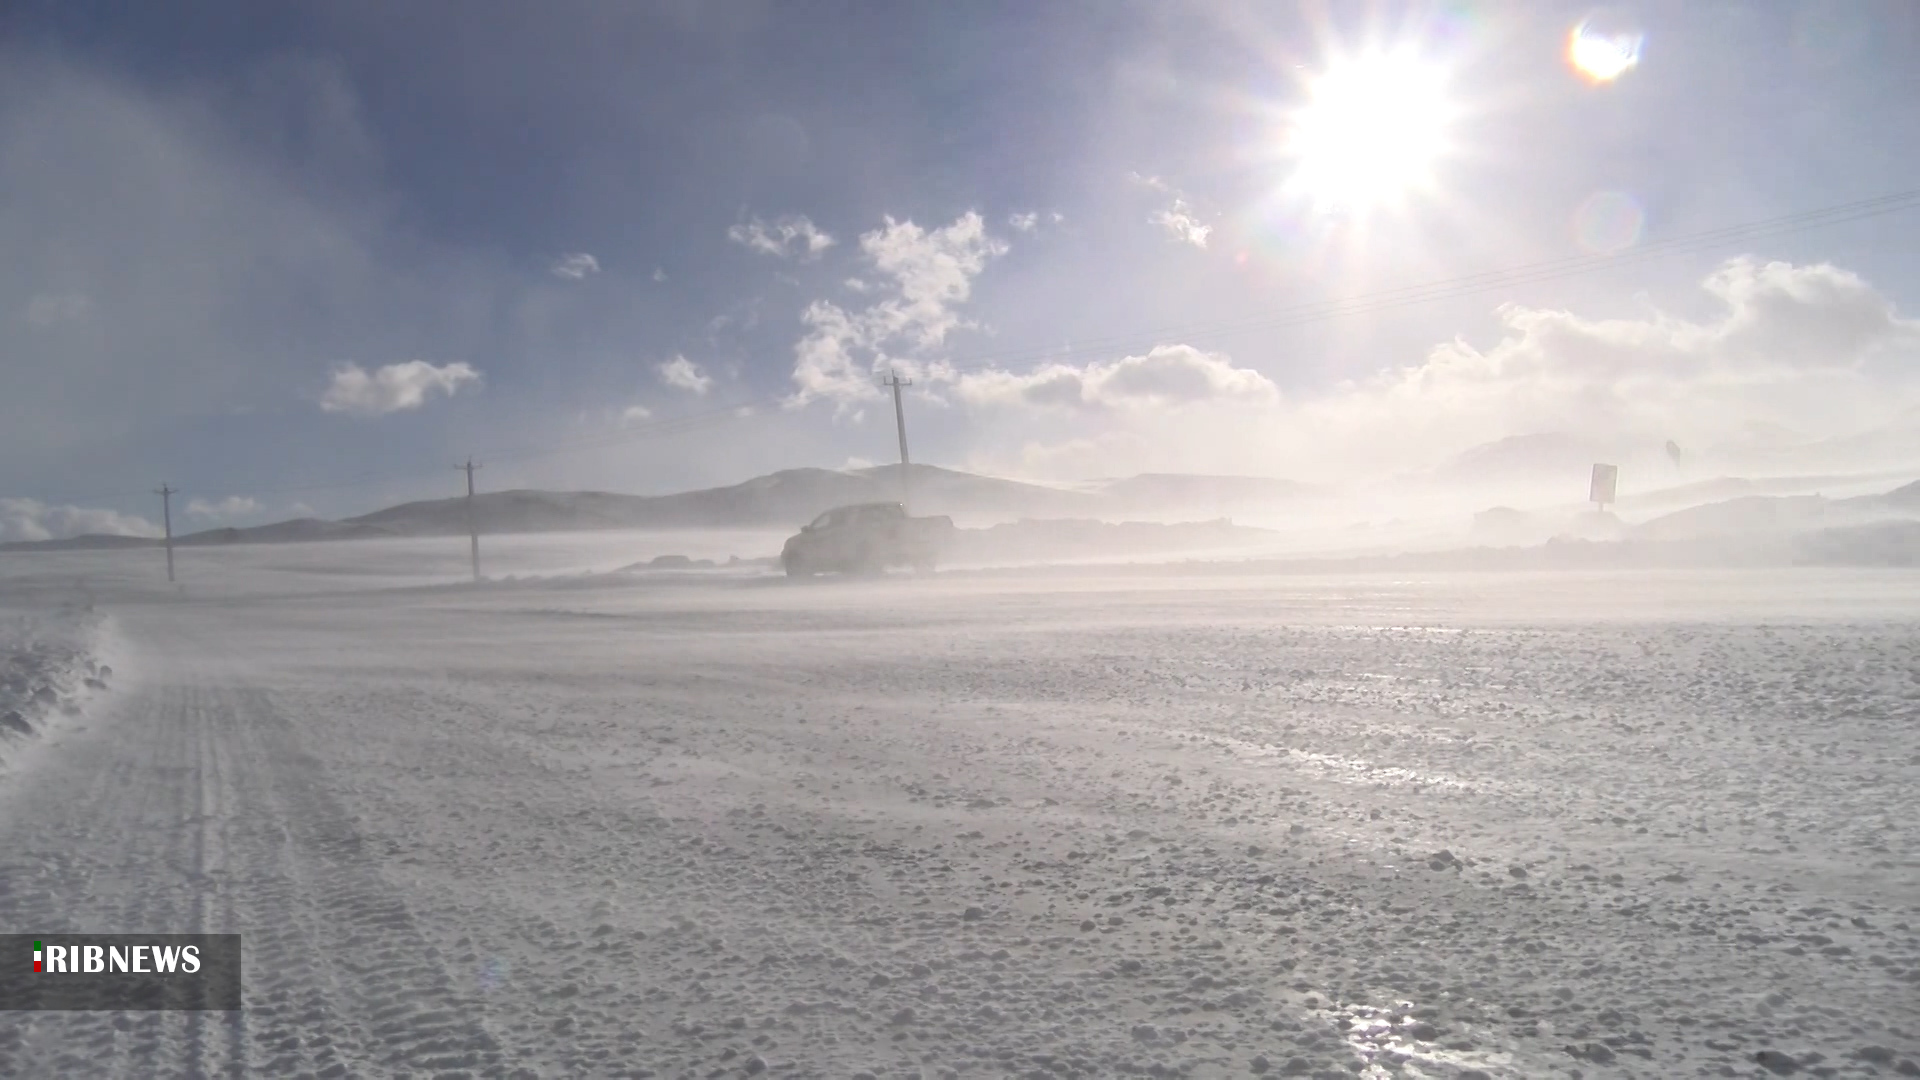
left=1589, top=463, right=1618, bottom=511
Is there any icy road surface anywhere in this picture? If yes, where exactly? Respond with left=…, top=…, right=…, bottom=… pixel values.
left=0, top=557, right=1916, bottom=1079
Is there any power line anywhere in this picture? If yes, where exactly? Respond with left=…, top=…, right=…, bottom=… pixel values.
left=28, top=187, right=1920, bottom=509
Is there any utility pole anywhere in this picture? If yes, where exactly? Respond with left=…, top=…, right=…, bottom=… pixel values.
left=880, top=371, right=913, bottom=510
left=456, top=458, right=481, bottom=582
left=153, top=484, right=176, bottom=583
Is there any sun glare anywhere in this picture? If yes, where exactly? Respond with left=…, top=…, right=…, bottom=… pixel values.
left=1283, top=52, right=1451, bottom=211
left=1568, top=18, right=1643, bottom=82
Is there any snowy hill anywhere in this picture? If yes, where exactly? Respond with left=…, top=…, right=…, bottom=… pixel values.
left=6, top=464, right=1310, bottom=550
left=1630, top=478, right=1920, bottom=543
left=1422, top=432, right=1668, bottom=488
left=0, top=533, right=159, bottom=553
left=337, top=465, right=1099, bottom=535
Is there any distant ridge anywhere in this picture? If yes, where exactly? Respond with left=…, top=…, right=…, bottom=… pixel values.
left=1630, top=479, right=1920, bottom=543
left=1, top=464, right=1313, bottom=552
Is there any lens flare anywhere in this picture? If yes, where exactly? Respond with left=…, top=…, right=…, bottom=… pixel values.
left=1572, top=191, right=1645, bottom=255
left=1568, top=16, right=1643, bottom=83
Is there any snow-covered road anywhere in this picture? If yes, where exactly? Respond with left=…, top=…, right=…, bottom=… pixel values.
left=0, top=560, right=1915, bottom=1078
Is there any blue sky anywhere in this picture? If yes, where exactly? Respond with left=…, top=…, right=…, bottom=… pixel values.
left=4, top=0, right=1919, bottom=538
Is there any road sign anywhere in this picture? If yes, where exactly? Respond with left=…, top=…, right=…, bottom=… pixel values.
left=1590, top=463, right=1618, bottom=507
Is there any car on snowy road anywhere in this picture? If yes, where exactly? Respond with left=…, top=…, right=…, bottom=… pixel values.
left=781, top=502, right=954, bottom=577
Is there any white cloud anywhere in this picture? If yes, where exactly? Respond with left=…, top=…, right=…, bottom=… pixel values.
left=319, top=361, right=482, bottom=416
left=1006, top=211, right=1062, bottom=233
left=652, top=267, right=667, bottom=283
left=961, top=258, right=1920, bottom=481
left=1331, top=257, right=1919, bottom=455
left=185, top=495, right=259, bottom=520
left=789, top=211, right=1009, bottom=405
left=24, top=292, right=91, bottom=326
left=656, top=355, right=712, bottom=395
left=1150, top=198, right=1211, bottom=248
left=0, top=499, right=157, bottom=542
left=957, top=345, right=1277, bottom=411
left=550, top=253, right=600, bottom=279
left=288, top=502, right=315, bottom=517
left=621, top=404, right=653, bottom=424
left=1130, top=174, right=1211, bottom=247
left=728, top=214, right=836, bottom=261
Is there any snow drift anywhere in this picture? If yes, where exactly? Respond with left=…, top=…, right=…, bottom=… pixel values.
left=0, top=605, right=116, bottom=768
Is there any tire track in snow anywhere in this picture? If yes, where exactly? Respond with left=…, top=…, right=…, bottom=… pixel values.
left=0, top=679, right=232, bottom=1076
left=212, top=683, right=527, bottom=1078
left=0, top=659, right=532, bottom=1077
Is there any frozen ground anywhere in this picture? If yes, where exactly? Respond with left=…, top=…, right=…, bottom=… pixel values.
left=0, top=600, right=117, bottom=770
left=0, top=542, right=1916, bottom=1079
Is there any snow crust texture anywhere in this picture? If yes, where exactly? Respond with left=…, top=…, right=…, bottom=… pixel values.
left=0, top=559, right=1914, bottom=1079
left=0, top=604, right=113, bottom=765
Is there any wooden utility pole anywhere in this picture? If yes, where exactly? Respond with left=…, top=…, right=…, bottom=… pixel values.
left=153, top=484, right=176, bottom=583
left=456, top=459, right=481, bottom=582
left=880, top=371, right=913, bottom=510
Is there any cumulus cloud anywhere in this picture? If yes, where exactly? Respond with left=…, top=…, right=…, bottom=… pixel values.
left=1149, top=198, right=1211, bottom=248
left=185, top=495, right=259, bottom=520
left=0, top=499, right=157, bottom=542
left=621, top=404, right=653, bottom=424
left=1129, top=174, right=1210, bottom=247
left=319, top=361, right=482, bottom=416
left=957, top=345, right=1278, bottom=411
left=962, top=258, right=1920, bottom=481
left=1342, top=257, right=1920, bottom=454
left=550, top=252, right=600, bottom=279
left=656, top=355, right=712, bottom=395
left=790, top=211, right=1009, bottom=405
left=728, top=214, right=835, bottom=261
left=1006, top=211, right=1064, bottom=234
left=1703, top=257, right=1914, bottom=365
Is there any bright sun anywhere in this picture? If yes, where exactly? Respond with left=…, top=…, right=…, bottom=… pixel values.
left=1283, top=52, right=1452, bottom=211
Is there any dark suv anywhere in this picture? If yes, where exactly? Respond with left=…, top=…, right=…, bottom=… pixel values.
left=780, top=502, right=954, bottom=577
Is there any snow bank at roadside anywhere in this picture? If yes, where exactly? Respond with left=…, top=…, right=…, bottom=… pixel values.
left=0, top=607, right=117, bottom=767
